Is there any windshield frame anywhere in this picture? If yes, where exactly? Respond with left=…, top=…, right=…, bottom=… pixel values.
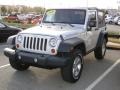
left=42, top=9, right=86, bottom=25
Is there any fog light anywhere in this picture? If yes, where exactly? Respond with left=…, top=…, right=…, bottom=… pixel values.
left=34, top=58, right=38, bottom=63
left=18, top=55, right=21, bottom=59
left=51, top=49, right=55, bottom=53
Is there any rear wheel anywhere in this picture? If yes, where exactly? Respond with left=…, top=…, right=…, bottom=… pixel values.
left=61, top=50, right=83, bottom=83
left=94, top=39, right=107, bottom=60
left=9, top=58, right=29, bottom=71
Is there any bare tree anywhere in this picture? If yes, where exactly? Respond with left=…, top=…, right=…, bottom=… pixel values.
left=1, top=6, right=7, bottom=15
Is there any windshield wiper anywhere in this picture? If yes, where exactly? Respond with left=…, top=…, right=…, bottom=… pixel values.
left=43, top=21, right=55, bottom=25
left=43, top=21, right=74, bottom=27
left=56, top=22, right=74, bottom=27
left=68, top=24, right=74, bottom=27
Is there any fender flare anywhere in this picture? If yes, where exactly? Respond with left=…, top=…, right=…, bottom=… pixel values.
left=58, top=37, right=86, bottom=54
left=7, top=35, right=16, bottom=45
left=96, top=31, right=108, bottom=48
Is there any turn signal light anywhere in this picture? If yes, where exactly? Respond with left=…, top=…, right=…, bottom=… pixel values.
left=16, top=44, right=19, bottom=48
left=51, top=49, right=55, bottom=53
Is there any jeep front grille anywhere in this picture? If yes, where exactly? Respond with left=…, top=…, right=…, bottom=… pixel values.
left=23, top=36, right=47, bottom=51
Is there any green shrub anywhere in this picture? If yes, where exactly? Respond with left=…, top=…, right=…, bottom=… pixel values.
left=108, top=31, right=120, bottom=35
left=3, top=21, right=34, bottom=29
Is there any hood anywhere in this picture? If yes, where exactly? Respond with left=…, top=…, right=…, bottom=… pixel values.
left=20, top=23, right=85, bottom=40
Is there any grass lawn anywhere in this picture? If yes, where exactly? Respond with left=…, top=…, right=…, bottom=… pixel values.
left=4, top=22, right=35, bottom=29
left=108, top=31, right=120, bottom=36
left=0, top=19, right=35, bottom=29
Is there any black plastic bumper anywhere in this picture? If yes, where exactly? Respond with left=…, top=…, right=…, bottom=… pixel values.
left=4, top=48, right=70, bottom=68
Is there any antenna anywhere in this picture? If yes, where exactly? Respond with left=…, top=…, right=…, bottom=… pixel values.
left=44, top=0, right=45, bottom=9
left=43, top=0, right=46, bottom=14
left=40, top=0, right=46, bottom=25
left=86, top=0, right=89, bottom=10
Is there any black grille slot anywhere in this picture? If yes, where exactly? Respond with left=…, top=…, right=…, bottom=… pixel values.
left=40, top=38, right=43, bottom=50
left=44, top=39, right=47, bottom=51
left=23, top=37, right=26, bottom=48
left=37, top=38, right=40, bottom=50
left=30, top=37, right=33, bottom=49
left=26, top=37, right=29, bottom=48
left=33, top=38, right=36, bottom=49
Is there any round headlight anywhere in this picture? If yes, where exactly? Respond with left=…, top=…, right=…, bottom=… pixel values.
left=49, top=38, right=57, bottom=47
left=17, top=35, right=23, bottom=43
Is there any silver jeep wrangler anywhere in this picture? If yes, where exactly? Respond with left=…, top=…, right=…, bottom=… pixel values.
left=4, top=7, right=108, bottom=83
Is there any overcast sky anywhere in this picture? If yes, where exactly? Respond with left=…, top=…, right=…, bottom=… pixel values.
left=0, top=0, right=119, bottom=9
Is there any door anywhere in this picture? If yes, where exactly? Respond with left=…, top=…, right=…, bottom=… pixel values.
left=86, top=10, right=99, bottom=51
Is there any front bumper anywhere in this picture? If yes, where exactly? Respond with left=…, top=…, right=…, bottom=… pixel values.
left=4, top=48, right=70, bottom=68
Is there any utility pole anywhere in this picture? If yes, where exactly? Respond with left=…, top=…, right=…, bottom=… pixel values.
left=43, top=0, right=45, bottom=8
left=117, top=0, right=120, bottom=11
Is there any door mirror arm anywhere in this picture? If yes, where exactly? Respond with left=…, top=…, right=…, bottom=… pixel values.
left=87, top=26, right=92, bottom=31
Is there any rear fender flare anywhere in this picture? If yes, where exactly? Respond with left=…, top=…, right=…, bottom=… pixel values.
left=96, top=31, right=108, bottom=48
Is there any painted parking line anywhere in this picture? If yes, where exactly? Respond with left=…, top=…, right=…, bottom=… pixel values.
left=85, top=59, right=120, bottom=90
left=0, top=64, right=10, bottom=69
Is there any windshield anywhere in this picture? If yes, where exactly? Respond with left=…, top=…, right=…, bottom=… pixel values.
left=43, top=9, right=86, bottom=24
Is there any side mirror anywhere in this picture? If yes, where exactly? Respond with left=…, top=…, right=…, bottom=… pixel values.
left=89, top=21, right=96, bottom=27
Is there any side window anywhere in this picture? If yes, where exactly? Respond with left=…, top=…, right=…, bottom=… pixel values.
left=88, top=11, right=96, bottom=27
left=88, top=11, right=96, bottom=21
left=0, top=23, right=6, bottom=28
left=98, top=11, right=105, bottom=27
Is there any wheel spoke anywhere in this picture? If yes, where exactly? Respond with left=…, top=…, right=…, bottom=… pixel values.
left=72, top=56, right=82, bottom=79
left=102, top=40, right=106, bottom=56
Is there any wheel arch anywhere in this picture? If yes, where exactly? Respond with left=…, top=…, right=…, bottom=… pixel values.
left=74, top=42, right=86, bottom=56
left=7, top=35, right=16, bottom=45
left=96, top=31, right=108, bottom=48
left=58, top=37, right=86, bottom=55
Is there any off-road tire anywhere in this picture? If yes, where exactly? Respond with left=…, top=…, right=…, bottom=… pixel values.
left=61, top=50, right=83, bottom=83
left=94, top=39, right=107, bottom=60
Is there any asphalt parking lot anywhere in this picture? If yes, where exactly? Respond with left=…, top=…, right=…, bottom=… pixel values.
left=0, top=25, right=120, bottom=90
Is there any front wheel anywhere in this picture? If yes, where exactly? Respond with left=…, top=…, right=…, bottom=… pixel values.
left=94, top=39, right=107, bottom=60
left=9, top=58, right=29, bottom=71
left=61, top=51, right=83, bottom=83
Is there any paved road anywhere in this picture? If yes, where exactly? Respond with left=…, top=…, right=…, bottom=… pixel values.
left=0, top=43, right=9, bottom=66
left=0, top=25, right=120, bottom=90
left=0, top=43, right=120, bottom=90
